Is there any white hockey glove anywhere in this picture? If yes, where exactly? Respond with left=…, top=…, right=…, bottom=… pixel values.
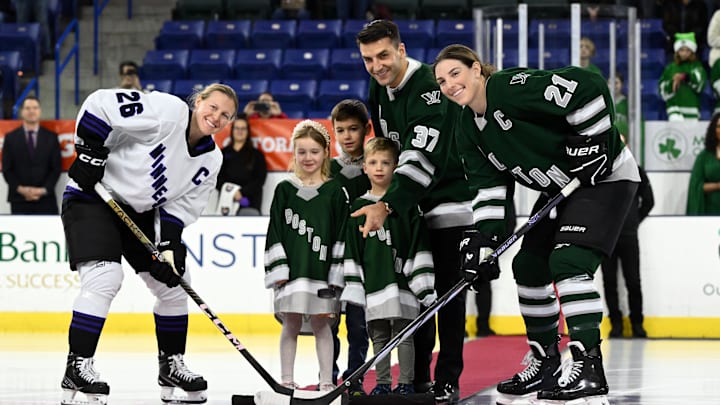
left=419, top=291, right=438, bottom=307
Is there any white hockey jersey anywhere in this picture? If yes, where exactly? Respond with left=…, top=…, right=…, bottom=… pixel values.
left=68, top=89, right=222, bottom=227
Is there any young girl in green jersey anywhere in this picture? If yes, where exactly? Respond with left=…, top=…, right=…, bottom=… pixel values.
left=659, top=32, right=707, bottom=121
left=342, top=137, right=437, bottom=396
left=329, top=99, right=371, bottom=395
left=264, top=119, right=348, bottom=391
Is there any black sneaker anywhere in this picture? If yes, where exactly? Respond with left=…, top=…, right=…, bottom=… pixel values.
left=393, top=383, right=415, bottom=395
left=431, top=382, right=459, bottom=404
left=536, top=341, right=609, bottom=403
left=609, top=319, right=624, bottom=338
left=413, top=380, right=433, bottom=394
left=631, top=323, right=647, bottom=338
left=347, top=381, right=365, bottom=396
left=495, top=339, right=561, bottom=404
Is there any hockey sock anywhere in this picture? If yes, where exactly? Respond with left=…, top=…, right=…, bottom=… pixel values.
left=512, top=250, right=560, bottom=346
left=550, top=244, right=604, bottom=348
left=280, top=313, right=302, bottom=384
left=154, top=313, right=188, bottom=355
left=68, top=311, right=106, bottom=357
left=310, top=315, right=334, bottom=386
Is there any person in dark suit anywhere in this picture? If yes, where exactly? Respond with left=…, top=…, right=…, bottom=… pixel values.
left=2, top=96, right=61, bottom=214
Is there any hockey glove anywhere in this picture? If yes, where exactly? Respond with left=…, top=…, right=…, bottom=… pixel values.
left=459, top=230, right=501, bottom=290
left=419, top=291, right=438, bottom=307
left=68, top=144, right=109, bottom=191
left=566, top=133, right=611, bottom=186
left=149, top=240, right=186, bottom=288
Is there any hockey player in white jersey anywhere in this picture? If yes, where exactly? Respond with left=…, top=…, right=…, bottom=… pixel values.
left=60, top=83, right=238, bottom=404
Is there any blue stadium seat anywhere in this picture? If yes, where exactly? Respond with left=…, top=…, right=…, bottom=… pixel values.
left=618, top=18, right=665, bottom=51
left=530, top=19, right=570, bottom=50
left=528, top=47, right=570, bottom=69
left=0, top=51, right=21, bottom=103
left=296, top=19, right=342, bottom=49
left=329, top=48, right=366, bottom=80
left=341, top=19, right=368, bottom=48
left=395, top=20, right=435, bottom=50
left=283, top=110, right=306, bottom=119
left=142, top=79, right=174, bottom=94
left=250, top=20, right=296, bottom=49
left=640, top=78, right=665, bottom=120
left=317, top=80, right=368, bottom=111
left=0, top=23, right=41, bottom=74
left=270, top=79, right=317, bottom=114
left=188, top=49, right=235, bottom=80
left=282, top=49, right=330, bottom=81
left=155, top=20, right=205, bottom=50
left=617, top=48, right=665, bottom=79
left=173, top=79, right=220, bottom=102
left=406, top=47, right=425, bottom=63
left=307, top=109, right=331, bottom=119
left=223, top=79, right=269, bottom=107
left=425, top=47, right=443, bottom=64
left=491, top=19, right=519, bottom=52
left=234, top=49, right=282, bottom=80
left=435, top=20, right=474, bottom=48
left=205, top=20, right=251, bottom=49
left=581, top=19, right=618, bottom=51
left=142, top=50, right=189, bottom=80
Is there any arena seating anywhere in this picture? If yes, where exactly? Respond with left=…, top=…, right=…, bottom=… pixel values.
left=0, top=23, right=41, bottom=74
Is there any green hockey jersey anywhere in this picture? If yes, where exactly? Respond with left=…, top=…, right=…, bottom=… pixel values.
left=330, top=155, right=371, bottom=202
left=342, top=193, right=435, bottom=321
left=264, top=176, right=349, bottom=315
left=455, top=66, right=640, bottom=235
left=368, top=58, right=473, bottom=229
left=658, top=59, right=707, bottom=120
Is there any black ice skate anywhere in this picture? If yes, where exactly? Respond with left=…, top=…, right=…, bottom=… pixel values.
left=495, top=340, right=561, bottom=405
left=534, top=341, right=609, bottom=405
left=61, top=353, right=110, bottom=405
left=158, top=353, right=208, bottom=404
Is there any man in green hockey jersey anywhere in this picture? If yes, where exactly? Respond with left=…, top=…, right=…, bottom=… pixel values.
left=434, top=44, right=640, bottom=405
left=352, top=20, right=474, bottom=403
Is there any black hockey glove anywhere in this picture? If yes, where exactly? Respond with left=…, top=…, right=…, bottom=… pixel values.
left=459, top=230, right=500, bottom=291
left=68, top=143, right=109, bottom=191
left=566, top=133, right=611, bottom=186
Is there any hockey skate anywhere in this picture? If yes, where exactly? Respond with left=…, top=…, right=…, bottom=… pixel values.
left=61, top=353, right=110, bottom=405
left=495, top=340, right=561, bottom=405
left=533, top=341, right=609, bottom=405
left=158, top=353, right=208, bottom=404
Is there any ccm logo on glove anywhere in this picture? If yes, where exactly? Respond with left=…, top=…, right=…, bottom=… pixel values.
left=77, top=151, right=107, bottom=167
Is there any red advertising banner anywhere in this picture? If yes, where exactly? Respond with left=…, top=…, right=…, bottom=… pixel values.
left=0, top=118, right=374, bottom=172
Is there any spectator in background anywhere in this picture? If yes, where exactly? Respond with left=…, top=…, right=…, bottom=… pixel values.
left=611, top=72, right=645, bottom=144
left=118, top=61, right=142, bottom=91
left=13, top=0, right=52, bottom=59
left=580, top=37, right=604, bottom=78
left=243, top=92, right=288, bottom=119
left=601, top=136, right=654, bottom=339
left=2, top=95, right=61, bottom=214
left=659, top=32, right=707, bottom=121
left=271, top=0, right=311, bottom=19
left=662, top=0, right=708, bottom=57
left=215, top=115, right=267, bottom=216
left=687, top=114, right=720, bottom=214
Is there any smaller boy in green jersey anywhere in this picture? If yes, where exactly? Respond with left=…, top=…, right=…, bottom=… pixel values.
left=342, top=137, right=437, bottom=396
left=328, top=99, right=371, bottom=395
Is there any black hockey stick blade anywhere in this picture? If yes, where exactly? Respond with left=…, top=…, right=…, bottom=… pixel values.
left=255, top=177, right=582, bottom=405
left=93, top=183, right=293, bottom=397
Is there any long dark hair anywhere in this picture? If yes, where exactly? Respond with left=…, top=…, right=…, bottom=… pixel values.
left=226, top=115, right=256, bottom=168
left=704, top=113, right=720, bottom=152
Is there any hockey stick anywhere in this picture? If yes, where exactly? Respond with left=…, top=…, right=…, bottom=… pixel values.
left=93, top=183, right=294, bottom=397
left=254, top=178, right=582, bottom=405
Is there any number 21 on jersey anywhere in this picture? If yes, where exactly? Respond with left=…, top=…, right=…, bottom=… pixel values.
left=544, top=74, right=578, bottom=108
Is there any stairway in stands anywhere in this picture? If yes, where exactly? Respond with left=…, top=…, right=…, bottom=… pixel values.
left=38, top=0, right=174, bottom=120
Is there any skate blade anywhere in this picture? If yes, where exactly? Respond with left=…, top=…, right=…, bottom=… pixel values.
left=530, top=395, right=610, bottom=405
left=61, top=389, right=108, bottom=405
left=496, top=391, right=536, bottom=404
left=160, top=386, right=207, bottom=404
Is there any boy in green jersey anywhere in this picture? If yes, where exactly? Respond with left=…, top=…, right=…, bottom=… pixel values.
left=434, top=44, right=641, bottom=405
left=353, top=19, right=474, bottom=404
left=342, top=137, right=437, bottom=396
left=328, top=99, right=371, bottom=395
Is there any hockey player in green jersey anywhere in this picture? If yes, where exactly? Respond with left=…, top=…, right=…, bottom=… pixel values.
left=353, top=19, right=474, bottom=403
left=434, top=44, right=641, bottom=405
left=659, top=32, right=707, bottom=121
left=328, top=99, right=371, bottom=395
left=264, top=120, right=349, bottom=392
left=342, top=137, right=437, bottom=396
